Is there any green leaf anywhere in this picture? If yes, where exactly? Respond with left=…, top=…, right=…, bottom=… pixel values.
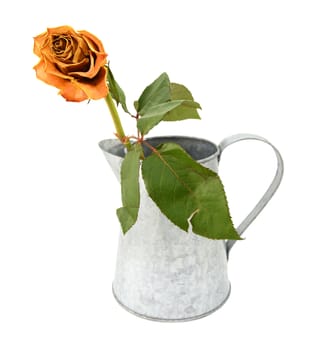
left=116, top=144, right=142, bottom=233
left=163, top=83, right=201, bottom=121
left=135, top=74, right=201, bottom=135
left=107, top=66, right=130, bottom=114
left=142, top=143, right=241, bottom=240
left=136, top=73, right=171, bottom=115
left=137, top=100, right=184, bottom=135
left=116, top=207, right=139, bottom=234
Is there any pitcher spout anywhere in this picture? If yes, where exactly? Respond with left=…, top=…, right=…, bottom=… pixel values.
left=99, top=139, right=125, bottom=180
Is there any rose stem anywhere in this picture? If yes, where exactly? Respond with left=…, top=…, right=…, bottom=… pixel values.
left=105, top=93, right=131, bottom=151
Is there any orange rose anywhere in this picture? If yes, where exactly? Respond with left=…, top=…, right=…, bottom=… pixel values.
left=33, top=26, right=109, bottom=102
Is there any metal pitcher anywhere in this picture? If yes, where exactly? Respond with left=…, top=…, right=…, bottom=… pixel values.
left=99, top=134, right=284, bottom=322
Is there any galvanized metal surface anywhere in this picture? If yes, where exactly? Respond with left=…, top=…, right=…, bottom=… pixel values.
left=218, top=134, right=284, bottom=256
left=99, top=134, right=284, bottom=321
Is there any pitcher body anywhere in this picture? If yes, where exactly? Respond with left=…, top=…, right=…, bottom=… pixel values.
left=99, top=135, right=283, bottom=321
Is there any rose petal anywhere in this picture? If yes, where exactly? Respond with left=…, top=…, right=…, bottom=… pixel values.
left=35, top=57, right=103, bottom=102
left=34, top=58, right=72, bottom=89
left=57, top=57, right=90, bottom=75
left=75, top=68, right=109, bottom=100
left=78, top=30, right=106, bottom=52
left=34, top=26, right=77, bottom=59
left=53, top=35, right=74, bottom=61
left=33, top=32, right=49, bottom=57
left=72, top=35, right=89, bottom=62
left=47, top=25, right=77, bottom=36
left=68, top=50, right=107, bottom=79
left=35, top=59, right=87, bottom=102
left=59, top=82, right=88, bottom=102
left=78, top=31, right=108, bottom=78
left=67, top=53, right=95, bottom=78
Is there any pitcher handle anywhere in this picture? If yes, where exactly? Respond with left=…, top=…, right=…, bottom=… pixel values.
left=218, top=133, right=284, bottom=257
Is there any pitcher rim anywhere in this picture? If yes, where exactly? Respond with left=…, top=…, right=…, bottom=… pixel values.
left=98, top=135, right=220, bottom=164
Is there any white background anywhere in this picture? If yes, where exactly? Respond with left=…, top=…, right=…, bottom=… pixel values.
left=0, top=0, right=313, bottom=349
